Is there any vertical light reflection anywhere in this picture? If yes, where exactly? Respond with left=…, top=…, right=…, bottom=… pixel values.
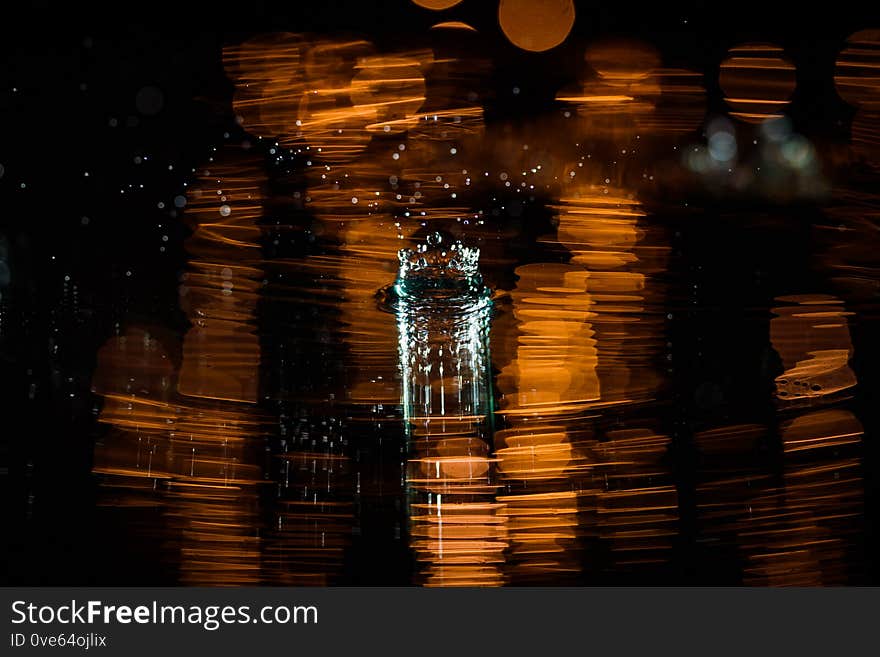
left=494, top=425, right=590, bottom=581
left=487, top=37, right=677, bottom=580
left=92, top=150, right=268, bottom=585
left=169, top=152, right=267, bottom=585
left=554, top=187, right=668, bottom=404
left=497, top=263, right=600, bottom=414
left=553, top=54, right=676, bottom=571
left=492, top=151, right=673, bottom=580
left=492, top=262, right=597, bottom=582
left=760, top=296, right=864, bottom=584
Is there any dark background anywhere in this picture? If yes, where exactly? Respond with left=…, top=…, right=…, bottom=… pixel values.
left=1, top=1, right=878, bottom=585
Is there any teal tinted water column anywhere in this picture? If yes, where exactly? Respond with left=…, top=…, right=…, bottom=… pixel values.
left=391, top=232, right=506, bottom=586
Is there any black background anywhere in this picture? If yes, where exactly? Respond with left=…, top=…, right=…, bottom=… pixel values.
left=1, top=0, right=878, bottom=585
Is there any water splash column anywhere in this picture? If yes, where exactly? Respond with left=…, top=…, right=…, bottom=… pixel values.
left=392, top=232, right=507, bottom=586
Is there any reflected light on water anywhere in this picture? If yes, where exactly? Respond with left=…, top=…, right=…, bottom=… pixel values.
left=395, top=234, right=507, bottom=586
left=92, top=150, right=268, bottom=584
left=557, top=40, right=662, bottom=140
left=72, top=22, right=880, bottom=587
left=770, top=294, right=857, bottom=401
left=720, top=43, right=796, bottom=123
left=835, top=29, right=880, bottom=110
